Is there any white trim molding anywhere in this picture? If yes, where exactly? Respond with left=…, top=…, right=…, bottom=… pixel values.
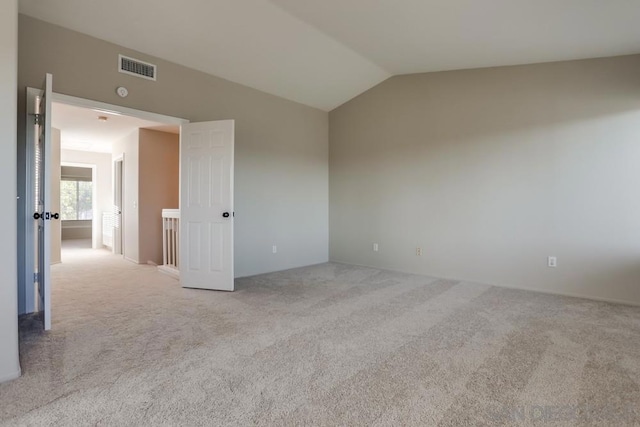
left=0, top=368, right=21, bottom=384
left=51, top=93, right=189, bottom=125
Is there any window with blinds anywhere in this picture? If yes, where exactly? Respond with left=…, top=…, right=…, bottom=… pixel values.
left=60, top=166, right=93, bottom=221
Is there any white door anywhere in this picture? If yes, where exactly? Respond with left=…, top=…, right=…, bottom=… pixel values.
left=33, top=74, right=54, bottom=330
left=113, top=158, right=124, bottom=255
left=180, top=120, right=234, bottom=291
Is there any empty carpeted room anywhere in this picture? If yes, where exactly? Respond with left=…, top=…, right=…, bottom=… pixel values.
left=2, top=1, right=640, bottom=426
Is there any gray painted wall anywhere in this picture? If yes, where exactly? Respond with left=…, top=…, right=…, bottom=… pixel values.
left=17, top=15, right=329, bottom=313
left=1, top=0, right=20, bottom=382
left=329, top=55, right=640, bottom=305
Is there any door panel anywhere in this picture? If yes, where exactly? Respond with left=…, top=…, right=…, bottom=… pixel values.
left=210, top=223, right=224, bottom=272
left=113, top=158, right=124, bottom=255
left=180, top=120, right=234, bottom=291
left=33, top=74, right=53, bottom=330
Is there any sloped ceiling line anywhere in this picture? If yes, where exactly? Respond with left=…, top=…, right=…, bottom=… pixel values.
left=19, top=0, right=640, bottom=111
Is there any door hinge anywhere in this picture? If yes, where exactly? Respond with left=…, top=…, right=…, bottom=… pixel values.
left=34, top=272, right=39, bottom=283
left=33, top=113, right=42, bottom=125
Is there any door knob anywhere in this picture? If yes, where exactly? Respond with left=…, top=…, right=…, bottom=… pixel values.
left=33, top=212, right=60, bottom=220
left=222, top=212, right=230, bottom=218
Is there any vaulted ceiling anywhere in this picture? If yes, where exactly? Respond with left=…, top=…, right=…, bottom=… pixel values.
left=20, top=0, right=640, bottom=111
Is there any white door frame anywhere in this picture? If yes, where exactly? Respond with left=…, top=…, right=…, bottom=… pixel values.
left=112, top=155, right=124, bottom=256
left=51, top=93, right=189, bottom=126
left=22, top=91, right=189, bottom=314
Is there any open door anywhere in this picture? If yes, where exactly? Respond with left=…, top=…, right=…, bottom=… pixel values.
left=31, top=74, right=54, bottom=330
left=180, top=120, right=234, bottom=291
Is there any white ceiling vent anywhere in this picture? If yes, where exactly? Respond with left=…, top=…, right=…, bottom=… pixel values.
left=118, top=54, right=157, bottom=81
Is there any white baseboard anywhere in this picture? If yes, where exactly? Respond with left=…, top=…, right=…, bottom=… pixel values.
left=491, top=282, right=640, bottom=307
left=234, top=261, right=330, bottom=279
left=0, top=368, right=21, bottom=384
left=330, top=260, right=640, bottom=307
left=157, top=265, right=179, bottom=279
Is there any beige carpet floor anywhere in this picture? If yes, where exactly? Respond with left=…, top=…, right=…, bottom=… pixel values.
left=1, top=245, right=639, bottom=426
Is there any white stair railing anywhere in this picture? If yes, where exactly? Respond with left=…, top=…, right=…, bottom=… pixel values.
left=158, top=209, right=180, bottom=278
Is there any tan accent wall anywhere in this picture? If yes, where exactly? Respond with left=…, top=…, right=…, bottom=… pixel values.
left=138, top=129, right=179, bottom=265
left=329, top=54, right=640, bottom=305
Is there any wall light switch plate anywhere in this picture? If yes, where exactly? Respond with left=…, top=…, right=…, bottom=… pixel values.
left=548, top=256, right=557, bottom=268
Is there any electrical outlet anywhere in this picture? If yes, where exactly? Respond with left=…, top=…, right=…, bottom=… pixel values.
left=548, top=256, right=557, bottom=268
left=416, top=247, right=422, bottom=256
left=373, top=243, right=379, bottom=252
left=272, top=245, right=277, bottom=254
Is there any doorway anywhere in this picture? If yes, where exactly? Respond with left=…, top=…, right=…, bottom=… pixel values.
left=22, top=88, right=186, bottom=319
left=22, top=81, right=237, bottom=331
left=58, top=164, right=95, bottom=261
